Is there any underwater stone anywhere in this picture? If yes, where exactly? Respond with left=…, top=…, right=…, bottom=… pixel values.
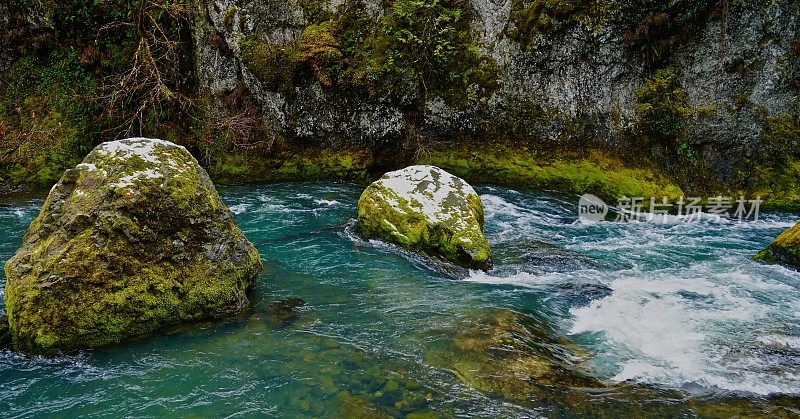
left=754, top=222, right=800, bottom=269
left=445, top=309, right=603, bottom=401
left=264, top=297, right=306, bottom=329
left=3, top=138, right=262, bottom=354
left=356, top=165, right=491, bottom=270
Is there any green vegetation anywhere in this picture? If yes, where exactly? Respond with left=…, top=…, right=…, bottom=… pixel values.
left=759, top=113, right=800, bottom=161
left=635, top=68, right=713, bottom=161
left=241, top=22, right=342, bottom=90
left=299, top=0, right=331, bottom=24
left=635, top=68, right=692, bottom=143
left=0, top=0, right=194, bottom=190
left=507, top=0, right=588, bottom=49
left=0, top=50, right=97, bottom=187
left=746, top=158, right=800, bottom=212
left=622, top=0, right=718, bottom=64
left=419, top=147, right=684, bottom=203
left=753, top=222, right=800, bottom=268
left=1, top=0, right=799, bottom=216
left=241, top=0, right=497, bottom=106
left=721, top=109, right=800, bottom=211
left=208, top=148, right=374, bottom=184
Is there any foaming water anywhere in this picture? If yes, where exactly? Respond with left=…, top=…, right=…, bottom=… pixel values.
left=467, top=189, right=800, bottom=395
left=1, top=183, right=798, bottom=416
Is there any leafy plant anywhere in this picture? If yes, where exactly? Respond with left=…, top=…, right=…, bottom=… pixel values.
left=507, top=0, right=587, bottom=50
left=622, top=0, right=718, bottom=65
left=635, top=68, right=693, bottom=142
left=676, top=142, right=697, bottom=161
left=241, top=0, right=497, bottom=107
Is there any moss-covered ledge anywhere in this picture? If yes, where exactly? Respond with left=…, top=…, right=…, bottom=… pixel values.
left=206, top=147, right=374, bottom=185
left=6, top=141, right=800, bottom=213
left=744, top=159, right=800, bottom=212
left=416, top=147, right=685, bottom=204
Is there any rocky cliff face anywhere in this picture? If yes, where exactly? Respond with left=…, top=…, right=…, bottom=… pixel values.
left=194, top=0, right=799, bottom=190
left=0, top=0, right=797, bottom=197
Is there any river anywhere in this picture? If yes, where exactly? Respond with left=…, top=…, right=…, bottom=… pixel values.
left=1, top=183, right=798, bottom=416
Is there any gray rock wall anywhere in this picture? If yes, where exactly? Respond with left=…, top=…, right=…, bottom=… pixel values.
left=192, top=0, right=797, bottom=170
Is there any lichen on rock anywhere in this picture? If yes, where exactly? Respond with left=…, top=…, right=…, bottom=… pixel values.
left=753, top=221, right=800, bottom=269
left=356, top=165, right=491, bottom=270
left=3, top=138, right=263, bottom=354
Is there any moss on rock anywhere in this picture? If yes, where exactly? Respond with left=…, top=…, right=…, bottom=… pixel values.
left=239, top=0, right=496, bottom=106
left=356, top=165, right=491, bottom=270
left=208, top=148, right=373, bottom=184
left=3, top=138, right=262, bottom=354
left=438, top=309, right=603, bottom=402
left=419, top=148, right=684, bottom=204
left=753, top=222, right=800, bottom=268
left=745, top=158, right=800, bottom=212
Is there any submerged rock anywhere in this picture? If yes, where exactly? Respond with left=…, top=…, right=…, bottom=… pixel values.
left=754, top=222, right=800, bottom=269
left=356, top=165, right=491, bottom=270
left=441, top=309, right=602, bottom=401
left=264, top=297, right=306, bottom=329
left=3, top=138, right=262, bottom=354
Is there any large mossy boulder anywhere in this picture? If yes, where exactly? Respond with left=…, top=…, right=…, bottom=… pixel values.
left=3, top=138, right=262, bottom=354
left=754, top=222, right=800, bottom=268
left=356, top=165, right=491, bottom=270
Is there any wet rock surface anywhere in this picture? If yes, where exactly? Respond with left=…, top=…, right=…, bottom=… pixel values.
left=3, top=138, right=263, bottom=354
left=357, top=165, right=491, bottom=270
left=754, top=221, right=800, bottom=269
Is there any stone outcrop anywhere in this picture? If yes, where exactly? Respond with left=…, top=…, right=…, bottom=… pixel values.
left=754, top=221, right=800, bottom=269
left=193, top=0, right=800, bottom=192
left=357, top=165, right=491, bottom=270
left=3, top=138, right=262, bottom=354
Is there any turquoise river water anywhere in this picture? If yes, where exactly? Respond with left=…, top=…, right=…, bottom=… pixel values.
left=1, top=183, right=799, bottom=417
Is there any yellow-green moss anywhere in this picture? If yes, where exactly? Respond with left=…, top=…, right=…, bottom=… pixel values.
left=744, top=158, right=800, bottom=211
left=240, top=0, right=497, bottom=106
left=507, top=0, right=589, bottom=50
left=209, top=148, right=373, bottom=184
left=753, top=222, right=800, bottom=268
left=418, top=147, right=684, bottom=204
left=0, top=315, right=10, bottom=346
left=240, top=22, right=342, bottom=90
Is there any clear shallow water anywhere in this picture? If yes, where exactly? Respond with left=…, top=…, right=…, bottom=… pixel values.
left=1, top=183, right=799, bottom=417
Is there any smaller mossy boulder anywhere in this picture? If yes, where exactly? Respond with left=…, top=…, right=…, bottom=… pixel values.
left=754, top=222, right=800, bottom=268
left=3, top=138, right=262, bottom=354
left=356, top=165, right=491, bottom=270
